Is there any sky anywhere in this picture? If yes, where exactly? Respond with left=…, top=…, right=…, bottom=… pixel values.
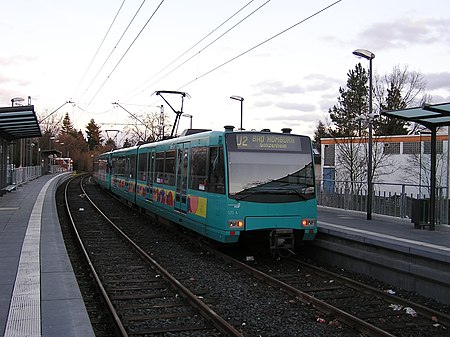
left=2, top=0, right=450, bottom=143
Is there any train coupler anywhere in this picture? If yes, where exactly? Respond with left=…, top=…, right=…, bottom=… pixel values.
left=269, top=229, right=295, bottom=256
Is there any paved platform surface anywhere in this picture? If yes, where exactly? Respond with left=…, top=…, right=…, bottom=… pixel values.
left=318, top=206, right=450, bottom=261
left=0, top=173, right=94, bottom=337
left=1, top=174, right=449, bottom=336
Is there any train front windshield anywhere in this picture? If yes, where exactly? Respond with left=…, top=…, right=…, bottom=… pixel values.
left=226, top=133, right=315, bottom=202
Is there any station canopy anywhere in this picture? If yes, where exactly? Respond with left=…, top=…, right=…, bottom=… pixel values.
left=382, top=102, right=450, bottom=128
left=381, top=101, right=450, bottom=230
left=0, top=105, right=42, bottom=141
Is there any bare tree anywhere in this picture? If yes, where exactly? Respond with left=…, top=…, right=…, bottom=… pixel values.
left=374, top=65, right=426, bottom=109
left=334, top=138, right=366, bottom=185
left=401, top=147, right=447, bottom=197
left=38, top=109, right=64, bottom=137
left=374, top=65, right=428, bottom=135
left=124, top=110, right=172, bottom=145
left=371, top=137, right=399, bottom=184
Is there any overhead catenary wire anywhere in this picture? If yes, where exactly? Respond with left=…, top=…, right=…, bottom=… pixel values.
left=73, top=0, right=342, bottom=137
left=78, top=0, right=148, bottom=104
left=84, top=0, right=166, bottom=109
left=39, top=101, right=74, bottom=123
left=122, top=0, right=264, bottom=101
left=74, top=103, right=115, bottom=115
left=178, top=0, right=343, bottom=90
left=72, top=0, right=127, bottom=99
left=133, top=0, right=344, bottom=114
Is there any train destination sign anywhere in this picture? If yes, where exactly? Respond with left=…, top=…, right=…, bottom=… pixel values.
left=226, top=133, right=305, bottom=152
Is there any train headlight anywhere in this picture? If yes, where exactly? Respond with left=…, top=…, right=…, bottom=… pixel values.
left=228, top=220, right=244, bottom=228
left=301, top=218, right=316, bottom=227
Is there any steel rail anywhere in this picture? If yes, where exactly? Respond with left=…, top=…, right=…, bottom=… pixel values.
left=64, top=174, right=129, bottom=337
left=289, top=257, right=450, bottom=328
left=209, top=248, right=396, bottom=337
left=80, top=176, right=244, bottom=337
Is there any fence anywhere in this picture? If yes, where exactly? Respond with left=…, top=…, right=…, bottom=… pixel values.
left=3, top=163, right=73, bottom=191
left=6, top=166, right=42, bottom=188
left=317, top=180, right=449, bottom=225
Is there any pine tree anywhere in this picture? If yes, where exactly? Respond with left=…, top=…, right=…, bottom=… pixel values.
left=313, top=120, right=328, bottom=150
left=329, top=63, right=368, bottom=137
left=122, top=138, right=132, bottom=148
left=85, top=119, right=103, bottom=151
left=374, top=82, right=408, bottom=135
left=61, top=113, right=77, bottom=136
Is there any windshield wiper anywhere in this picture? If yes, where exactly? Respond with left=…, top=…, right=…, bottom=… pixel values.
left=234, top=187, right=311, bottom=201
left=234, top=189, right=269, bottom=200
left=278, top=188, right=308, bottom=200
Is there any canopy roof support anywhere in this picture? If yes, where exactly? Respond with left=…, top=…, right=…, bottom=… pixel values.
left=382, top=102, right=450, bottom=230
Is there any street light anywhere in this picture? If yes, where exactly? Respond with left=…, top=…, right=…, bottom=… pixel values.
left=230, top=95, right=244, bottom=130
left=353, top=48, right=375, bottom=220
left=11, top=97, right=25, bottom=107
left=182, top=113, right=193, bottom=128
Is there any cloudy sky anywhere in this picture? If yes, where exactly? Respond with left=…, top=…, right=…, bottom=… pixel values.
left=2, top=0, right=450, bottom=140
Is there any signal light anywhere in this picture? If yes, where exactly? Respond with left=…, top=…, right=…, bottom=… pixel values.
left=228, top=220, right=244, bottom=228
left=301, top=219, right=316, bottom=227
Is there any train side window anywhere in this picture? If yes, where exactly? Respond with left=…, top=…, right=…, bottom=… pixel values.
left=190, top=146, right=207, bottom=191
left=165, top=150, right=176, bottom=186
left=129, top=154, right=136, bottom=179
left=111, top=157, right=116, bottom=175
left=208, top=146, right=225, bottom=194
left=155, top=152, right=165, bottom=184
left=138, top=153, right=147, bottom=180
left=147, top=151, right=154, bottom=185
left=115, top=156, right=125, bottom=176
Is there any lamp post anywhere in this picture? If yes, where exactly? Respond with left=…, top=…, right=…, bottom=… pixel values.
left=230, top=95, right=244, bottom=130
left=11, top=97, right=25, bottom=167
left=353, top=48, right=375, bottom=220
left=182, top=113, right=193, bottom=128
left=11, top=97, right=25, bottom=107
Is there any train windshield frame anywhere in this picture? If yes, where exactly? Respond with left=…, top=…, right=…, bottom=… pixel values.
left=225, top=133, right=315, bottom=202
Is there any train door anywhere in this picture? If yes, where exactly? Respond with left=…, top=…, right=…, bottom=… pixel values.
left=146, top=150, right=155, bottom=201
left=106, top=154, right=112, bottom=190
left=175, top=142, right=190, bottom=213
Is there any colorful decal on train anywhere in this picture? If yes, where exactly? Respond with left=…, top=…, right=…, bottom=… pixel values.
left=188, top=195, right=207, bottom=218
left=137, top=183, right=146, bottom=197
left=113, top=177, right=126, bottom=189
left=153, top=188, right=175, bottom=206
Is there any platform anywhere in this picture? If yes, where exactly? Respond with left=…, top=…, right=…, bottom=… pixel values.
left=0, top=173, right=94, bottom=337
left=316, top=206, right=450, bottom=305
left=318, top=205, right=450, bottom=254
left=1, top=174, right=448, bottom=335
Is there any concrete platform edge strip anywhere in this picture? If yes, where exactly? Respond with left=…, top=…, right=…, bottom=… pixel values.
left=319, top=221, right=450, bottom=253
left=4, top=176, right=57, bottom=337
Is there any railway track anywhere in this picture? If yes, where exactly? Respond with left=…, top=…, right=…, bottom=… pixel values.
left=214, top=250, right=450, bottom=337
left=64, top=174, right=243, bottom=337
left=64, top=174, right=450, bottom=336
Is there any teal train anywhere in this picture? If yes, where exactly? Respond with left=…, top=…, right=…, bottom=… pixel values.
left=93, top=126, right=317, bottom=253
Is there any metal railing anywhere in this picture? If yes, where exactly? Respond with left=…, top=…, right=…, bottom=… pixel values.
left=317, top=179, right=449, bottom=225
left=6, top=166, right=42, bottom=188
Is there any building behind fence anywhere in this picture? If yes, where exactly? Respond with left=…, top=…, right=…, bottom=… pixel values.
left=319, top=133, right=450, bottom=226
left=317, top=179, right=449, bottom=225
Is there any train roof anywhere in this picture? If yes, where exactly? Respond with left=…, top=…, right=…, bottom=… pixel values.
left=96, top=127, right=310, bottom=157
left=138, top=129, right=220, bottom=150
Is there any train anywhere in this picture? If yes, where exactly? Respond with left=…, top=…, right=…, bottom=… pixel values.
left=93, top=126, right=317, bottom=253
